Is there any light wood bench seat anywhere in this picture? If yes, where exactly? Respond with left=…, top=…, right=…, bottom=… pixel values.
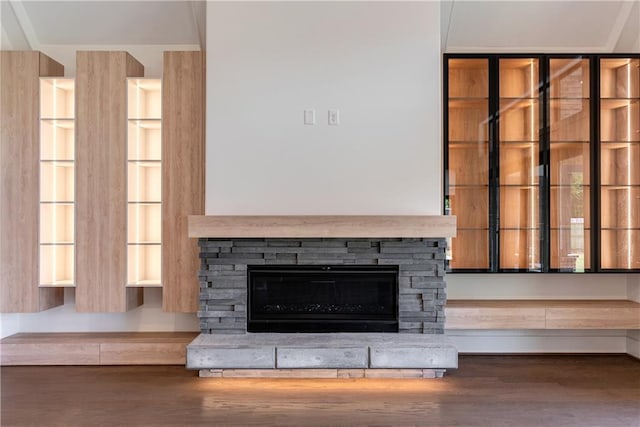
left=445, top=300, right=640, bottom=330
left=0, top=332, right=199, bottom=366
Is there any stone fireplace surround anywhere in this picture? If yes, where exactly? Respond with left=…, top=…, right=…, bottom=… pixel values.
left=186, top=215, right=458, bottom=377
left=198, top=237, right=447, bottom=334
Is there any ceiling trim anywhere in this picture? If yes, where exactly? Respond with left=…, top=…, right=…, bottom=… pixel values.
left=444, top=45, right=615, bottom=54
left=8, top=0, right=38, bottom=50
left=605, top=1, right=636, bottom=52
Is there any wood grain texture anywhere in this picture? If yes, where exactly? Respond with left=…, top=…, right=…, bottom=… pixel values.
left=188, top=215, right=457, bottom=238
left=445, top=306, right=546, bottom=329
left=75, top=51, right=144, bottom=312
left=0, top=51, right=64, bottom=312
left=446, top=300, right=640, bottom=330
left=162, top=51, right=205, bottom=313
left=99, top=343, right=187, bottom=365
left=0, top=343, right=100, bottom=365
left=2, top=356, right=639, bottom=426
left=546, top=307, right=640, bottom=329
left=0, top=332, right=197, bottom=366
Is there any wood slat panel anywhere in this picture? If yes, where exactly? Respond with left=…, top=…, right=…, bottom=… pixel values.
left=162, top=51, right=205, bottom=313
left=0, top=51, right=64, bottom=312
left=188, top=215, right=457, bottom=238
left=0, top=343, right=100, bottom=365
left=75, top=51, right=144, bottom=312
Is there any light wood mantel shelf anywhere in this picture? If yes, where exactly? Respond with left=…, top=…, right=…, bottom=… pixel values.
left=188, top=215, right=457, bottom=238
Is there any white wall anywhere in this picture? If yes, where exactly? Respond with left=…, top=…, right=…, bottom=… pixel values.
left=1, top=289, right=198, bottom=339
left=206, top=2, right=442, bottom=215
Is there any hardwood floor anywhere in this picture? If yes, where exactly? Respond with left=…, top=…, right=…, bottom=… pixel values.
left=1, top=355, right=638, bottom=426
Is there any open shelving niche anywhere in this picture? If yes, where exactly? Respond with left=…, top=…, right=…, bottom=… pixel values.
left=126, top=78, right=162, bottom=287
left=39, top=78, right=75, bottom=287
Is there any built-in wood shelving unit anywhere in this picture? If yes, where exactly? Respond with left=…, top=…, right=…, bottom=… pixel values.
left=445, top=54, right=639, bottom=272
left=162, top=51, right=205, bottom=312
left=75, top=51, right=144, bottom=312
left=1, top=51, right=65, bottom=312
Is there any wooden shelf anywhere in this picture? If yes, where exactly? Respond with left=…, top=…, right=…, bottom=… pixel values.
left=0, top=332, right=198, bottom=366
left=188, top=215, right=457, bottom=238
left=445, top=300, right=640, bottom=329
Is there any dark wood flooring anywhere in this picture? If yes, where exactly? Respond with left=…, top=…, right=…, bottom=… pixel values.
left=2, top=355, right=639, bottom=426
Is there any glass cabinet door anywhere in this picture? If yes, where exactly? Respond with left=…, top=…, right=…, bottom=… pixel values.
left=549, top=58, right=592, bottom=272
left=600, top=58, right=640, bottom=269
left=446, top=59, right=490, bottom=269
left=498, top=58, right=541, bottom=270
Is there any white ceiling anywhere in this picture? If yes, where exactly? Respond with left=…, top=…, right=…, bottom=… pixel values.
left=11, top=1, right=203, bottom=46
left=443, top=1, right=638, bottom=52
left=3, top=1, right=638, bottom=52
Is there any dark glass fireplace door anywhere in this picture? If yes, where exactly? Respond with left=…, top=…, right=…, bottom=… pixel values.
left=248, top=266, right=398, bottom=333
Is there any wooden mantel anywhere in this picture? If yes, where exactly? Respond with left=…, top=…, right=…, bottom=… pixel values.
left=188, top=215, right=456, bottom=238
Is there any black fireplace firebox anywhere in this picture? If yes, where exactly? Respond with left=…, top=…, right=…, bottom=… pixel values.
left=247, top=265, right=399, bottom=333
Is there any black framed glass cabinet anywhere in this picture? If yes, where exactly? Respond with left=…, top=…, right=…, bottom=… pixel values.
left=444, top=54, right=639, bottom=273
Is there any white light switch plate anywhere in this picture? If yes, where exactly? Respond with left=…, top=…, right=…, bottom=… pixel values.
left=304, top=109, right=316, bottom=125
left=328, top=109, right=340, bottom=126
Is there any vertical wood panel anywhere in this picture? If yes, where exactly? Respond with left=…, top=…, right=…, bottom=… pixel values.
left=0, top=51, right=64, bottom=312
left=75, top=52, right=143, bottom=312
left=162, top=51, right=205, bottom=312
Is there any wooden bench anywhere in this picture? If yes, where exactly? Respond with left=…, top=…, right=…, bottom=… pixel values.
left=0, top=332, right=199, bottom=366
left=445, top=300, right=640, bottom=330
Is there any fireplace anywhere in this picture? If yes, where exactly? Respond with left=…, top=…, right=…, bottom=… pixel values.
left=197, top=237, right=447, bottom=335
left=188, top=217, right=458, bottom=376
left=247, top=265, right=398, bottom=333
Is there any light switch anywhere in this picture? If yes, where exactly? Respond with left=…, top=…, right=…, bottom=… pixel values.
left=304, top=109, right=316, bottom=125
left=328, top=109, right=340, bottom=126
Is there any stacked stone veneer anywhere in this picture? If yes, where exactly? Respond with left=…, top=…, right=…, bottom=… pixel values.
left=198, top=238, right=447, bottom=335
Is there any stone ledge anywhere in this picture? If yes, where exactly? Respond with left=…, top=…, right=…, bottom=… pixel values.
left=187, top=333, right=458, bottom=372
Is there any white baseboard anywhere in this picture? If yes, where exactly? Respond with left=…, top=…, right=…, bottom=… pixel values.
left=627, top=330, right=640, bottom=359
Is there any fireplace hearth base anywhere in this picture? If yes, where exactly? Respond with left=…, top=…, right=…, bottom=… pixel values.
left=186, top=332, right=457, bottom=376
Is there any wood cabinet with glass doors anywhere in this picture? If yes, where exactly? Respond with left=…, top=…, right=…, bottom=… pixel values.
left=600, top=57, right=640, bottom=270
left=549, top=58, right=591, bottom=272
left=444, top=54, right=639, bottom=273
left=445, top=58, right=490, bottom=270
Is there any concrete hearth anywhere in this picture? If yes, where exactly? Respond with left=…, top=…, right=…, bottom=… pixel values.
left=187, top=333, right=457, bottom=376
